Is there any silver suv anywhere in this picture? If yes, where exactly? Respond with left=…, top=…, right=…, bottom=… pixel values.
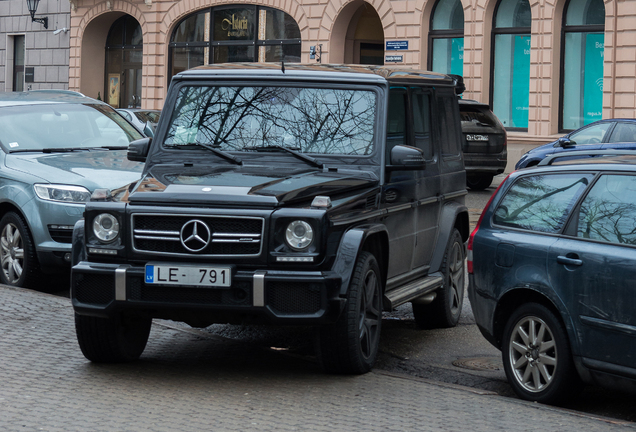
left=0, top=91, right=144, bottom=288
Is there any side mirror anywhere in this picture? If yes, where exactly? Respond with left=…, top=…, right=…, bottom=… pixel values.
left=128, top=137, right=151, bottom=162
left=557, top=137, right=575, bottom=148
left=388, top=145, right=426, bottom=170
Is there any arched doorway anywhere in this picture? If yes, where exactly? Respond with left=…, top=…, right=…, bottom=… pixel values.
left=331, top=1, right=384, bottom=65
left=560, top=0, right=605, bottom=130
left=105, top=15, right=142, bottom=109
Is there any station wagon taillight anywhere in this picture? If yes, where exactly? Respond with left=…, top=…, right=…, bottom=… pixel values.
left=467, top=173, right=511, bottom=274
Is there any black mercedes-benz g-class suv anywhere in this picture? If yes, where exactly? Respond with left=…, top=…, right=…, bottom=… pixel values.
left=71, top=64, right=469, bottom=374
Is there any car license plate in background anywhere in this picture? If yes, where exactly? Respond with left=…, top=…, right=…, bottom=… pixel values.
left=145, top=264, right=232, bottom=287
left=466, top=134, right=489, bottom=141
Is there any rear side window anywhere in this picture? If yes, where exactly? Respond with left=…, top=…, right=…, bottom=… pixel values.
left=493, top=173, right=593, bottom=233
left=609, top=122, right=636, bottom=143
left=577, top=174, right=636, bottom=244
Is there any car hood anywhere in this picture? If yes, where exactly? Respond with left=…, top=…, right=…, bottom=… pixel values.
left=526, top=139, right=559, bottom=154
left=126, top=164, right=379, bottom=207
left=5, top=150, right=144, bottom=191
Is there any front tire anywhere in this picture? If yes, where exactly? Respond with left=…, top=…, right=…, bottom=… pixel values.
left=502, top=303, right=581, bottom=404
left=318, top=251, right=382, bottom=374
left=75, top=313, right=152, bottom=363
left=0, top=212, right=42, bottom=288
left=413, top=229, right=465, bottom=329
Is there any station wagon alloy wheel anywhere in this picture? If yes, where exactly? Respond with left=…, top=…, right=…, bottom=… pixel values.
left=507, top=315, right=557, bottom=393
left=1, top=222, right=24, bottom=284
left=502, top=303, right=580, bottom=404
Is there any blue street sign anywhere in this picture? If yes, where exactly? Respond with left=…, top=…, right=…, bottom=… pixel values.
left=386, top=41, right=409, bottom=51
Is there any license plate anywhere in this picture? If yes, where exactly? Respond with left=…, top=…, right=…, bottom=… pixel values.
left=145, top=264, right=232, bottom=287
left=466, top=134, right=489, bottom=142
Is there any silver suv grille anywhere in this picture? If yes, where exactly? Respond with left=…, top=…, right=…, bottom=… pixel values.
left=131, top=214, right=264, bottom=257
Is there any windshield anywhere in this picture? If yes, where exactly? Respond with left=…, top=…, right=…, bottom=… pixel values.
left=0, top=103, right=143, bottom=152
left=164, top=85, right=377, bottom=155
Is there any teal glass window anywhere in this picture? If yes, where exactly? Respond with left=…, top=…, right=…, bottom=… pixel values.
left=429, top=0, right=464, bottom=75
left=561, top=0, right=605, bottom=131
left=491, top=0, right=531, bottom=129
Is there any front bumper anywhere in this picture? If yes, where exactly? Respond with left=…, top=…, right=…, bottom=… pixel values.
left=71, top=262, right=345, bottom=325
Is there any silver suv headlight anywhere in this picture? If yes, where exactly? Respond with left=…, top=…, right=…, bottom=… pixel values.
left=34, top=184, right=91, bottom=204
left=93, top=213, right=120, bottom=242
left=285, top=220, right=314, bottom=251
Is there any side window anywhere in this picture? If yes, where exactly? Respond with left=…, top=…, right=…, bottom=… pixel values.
left=569, top=122, right=612, bottom=144
left=577, top=174, right=636, bottom=244
left=411, top=87, right=433, bottom=160
left=609, top=122, right=636, bottom=143
left=387, top=88, right=407, bottom=160
left=493, top=173, right=593, bottom=233
left=436, top=90, right=461, bottom=157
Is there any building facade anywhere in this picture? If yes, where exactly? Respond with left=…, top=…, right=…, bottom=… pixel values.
left=7, top=0, right=636, bottom=164
left=0, top=0, right=71, bottom=92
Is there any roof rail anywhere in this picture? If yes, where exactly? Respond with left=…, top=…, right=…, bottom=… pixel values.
left=538, top=150, right=636, bottom=166
left=29, top=89, right=86, bottom=97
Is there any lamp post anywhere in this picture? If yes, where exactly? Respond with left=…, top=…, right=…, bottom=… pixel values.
left=26, top=0, right=48, bottom=29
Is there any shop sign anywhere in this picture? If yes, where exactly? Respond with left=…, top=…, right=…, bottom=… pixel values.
left=386, top=41, right=408, bottom=51
left=25, top=67, right=34, bottom=83
left=385, top=55, right=403, bottom=63
left=222, top=14, right=249, bottom=37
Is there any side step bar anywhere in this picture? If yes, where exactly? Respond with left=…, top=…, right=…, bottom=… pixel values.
left=383, top=273, right=444, bottom=311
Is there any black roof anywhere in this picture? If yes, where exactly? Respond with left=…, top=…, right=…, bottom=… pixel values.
left=175, top=63, right=456, bottom=86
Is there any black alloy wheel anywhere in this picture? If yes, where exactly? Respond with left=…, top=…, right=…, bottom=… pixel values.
left=318, top=251, right=383, bottom=374
left=413, top=229, right=465, bottom=329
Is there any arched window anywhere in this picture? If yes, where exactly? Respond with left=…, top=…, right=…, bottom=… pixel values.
left=169, top=6, right=301, bottom=78
left=429, top=0, right=464, bottom=75
left=105, top=15, right=142, bottom=108
left=491, top=0, right=531, bottom=129
left=561, top=0, right=605, bottom=131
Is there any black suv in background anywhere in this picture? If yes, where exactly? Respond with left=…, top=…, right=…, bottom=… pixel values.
left=71, top=64, right=469, bottom=374
left=459, top=99, right=507, bottom=190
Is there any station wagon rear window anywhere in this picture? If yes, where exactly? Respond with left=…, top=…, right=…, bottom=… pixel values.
left=164, top=85, right=377, bottom=155
left=493, top=173, right=593, bottom=233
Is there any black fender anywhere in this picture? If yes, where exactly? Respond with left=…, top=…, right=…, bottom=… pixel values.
left=330, top=224, right=389, bottom=296
left=71, top=219, right=86, bottom=267
left=428, top=201, right=469, bottom=273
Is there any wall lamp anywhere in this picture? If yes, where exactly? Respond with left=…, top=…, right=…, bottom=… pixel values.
left=26, top=0, right=48, bottom=29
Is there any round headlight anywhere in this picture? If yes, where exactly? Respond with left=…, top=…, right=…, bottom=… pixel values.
left=285, top=220, right=314, bottom=251
left=93, top=213, right=120, bottom=243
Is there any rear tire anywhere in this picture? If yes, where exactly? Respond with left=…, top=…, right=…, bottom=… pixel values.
left=413, top=229, right=465, bottom=329
left=502, top=303, right=581, bottom=404
left=466, top=174, right=494, bottom=191
left=75, top=313, right=152, bottom=363
left=318, top=251, right=382, bottom=374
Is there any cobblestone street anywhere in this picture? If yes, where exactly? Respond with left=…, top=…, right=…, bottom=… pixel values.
left=1, top=285, right=634, bottom=432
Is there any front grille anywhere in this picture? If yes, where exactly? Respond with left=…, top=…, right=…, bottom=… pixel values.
left=128, top=276, right=252, bottom=306
left=132, top=214, right=264, bottom=257
left=74, top=273, right=115, bottom=305
left=267, top=282, right=322, bottom=315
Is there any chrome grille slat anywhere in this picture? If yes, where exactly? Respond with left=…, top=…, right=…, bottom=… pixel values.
left=131, top=213, right=264, bottom=257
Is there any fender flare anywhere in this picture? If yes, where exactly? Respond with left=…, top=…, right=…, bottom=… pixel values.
left=330, top=223, right=389, bottom=296
left=71, top=219, right=86, bottom=267
left=428, top=201, right=469, bottom=273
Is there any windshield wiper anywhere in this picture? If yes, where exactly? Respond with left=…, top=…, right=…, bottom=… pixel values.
left=242, top=145, right=324, bottom=169
left=10, top=148, right=88, bottom=153
left=91, top=146, right=129, bottom=150
left=170, top=142, right=242, bottom=165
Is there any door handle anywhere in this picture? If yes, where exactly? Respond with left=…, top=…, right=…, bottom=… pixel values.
left=557, top=255, right=582, bottom=266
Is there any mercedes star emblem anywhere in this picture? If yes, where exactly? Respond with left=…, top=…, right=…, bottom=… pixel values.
left=180, top=219, right=211, bottom=252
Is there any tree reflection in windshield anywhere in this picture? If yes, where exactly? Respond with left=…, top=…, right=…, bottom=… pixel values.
left=165, top=85, right=376, bottom=155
